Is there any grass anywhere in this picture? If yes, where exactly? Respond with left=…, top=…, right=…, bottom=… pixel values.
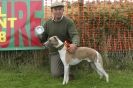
left=0, top=67, right=133, bottom=88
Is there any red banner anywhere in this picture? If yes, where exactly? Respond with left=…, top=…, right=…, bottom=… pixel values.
left=0, top=0, right=44, bottom=50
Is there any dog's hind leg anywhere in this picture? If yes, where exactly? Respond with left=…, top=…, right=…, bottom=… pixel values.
left=94, top=62, right=109, bottom=82
left=90, top=62, right=104, bottom=79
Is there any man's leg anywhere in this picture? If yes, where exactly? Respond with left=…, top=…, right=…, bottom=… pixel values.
left=49, top=52, right=64, bottom=77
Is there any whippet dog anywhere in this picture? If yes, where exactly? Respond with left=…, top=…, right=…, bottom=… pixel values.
left=44, top=36, right=109, bottom=85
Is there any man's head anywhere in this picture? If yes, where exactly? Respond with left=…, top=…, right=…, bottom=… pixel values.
left=51, top=1, right=64, bottom=21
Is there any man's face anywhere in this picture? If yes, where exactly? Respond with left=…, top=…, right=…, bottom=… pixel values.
left=51, top=7, right=64, bottom=20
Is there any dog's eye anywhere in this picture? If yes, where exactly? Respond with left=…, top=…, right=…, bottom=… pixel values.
left=49, top=40, right=51, bottom=42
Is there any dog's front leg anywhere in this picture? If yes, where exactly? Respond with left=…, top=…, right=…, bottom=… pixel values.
left=65, top=65, right=69, bottom=84
left=63, top=65, right=69, bottom=85
left=58, top=50, right=69, bottom=85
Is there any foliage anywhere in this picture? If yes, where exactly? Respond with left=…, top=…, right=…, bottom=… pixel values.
left=67, top=1, right=133, bottom=68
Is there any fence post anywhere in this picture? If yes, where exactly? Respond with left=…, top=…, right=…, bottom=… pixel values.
left=101, top=28, right=110, bottom=67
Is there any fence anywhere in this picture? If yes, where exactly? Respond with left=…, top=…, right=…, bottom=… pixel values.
left=45, top=0, right=133, bottom=51
left=44, top=0, right=133, bottom=69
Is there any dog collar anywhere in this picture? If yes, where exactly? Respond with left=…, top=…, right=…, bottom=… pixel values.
left=57, top=44, right=64, bottom=50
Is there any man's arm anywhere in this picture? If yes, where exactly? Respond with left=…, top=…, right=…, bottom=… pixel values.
left=68, top=19, right=80, bottom=46
left=67, top=19, right=80, bottom=53
left=39, top=23, right=48, bottom=44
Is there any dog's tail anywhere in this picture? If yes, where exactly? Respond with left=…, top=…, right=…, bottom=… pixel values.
left=96, top=52, right=103, bottom=67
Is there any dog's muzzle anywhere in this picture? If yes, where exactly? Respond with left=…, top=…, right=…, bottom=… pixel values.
left=43, top=41, right=49, bottom=47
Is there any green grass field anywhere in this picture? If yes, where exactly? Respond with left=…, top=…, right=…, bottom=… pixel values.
left=0, top=67, right=133, bottom=88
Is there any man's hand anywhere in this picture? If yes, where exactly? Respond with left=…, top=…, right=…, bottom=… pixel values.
left=67, top=44, right=77, bottom=53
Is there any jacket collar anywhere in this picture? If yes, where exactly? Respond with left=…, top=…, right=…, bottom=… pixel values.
left=52, top=16, right=64, bottom=22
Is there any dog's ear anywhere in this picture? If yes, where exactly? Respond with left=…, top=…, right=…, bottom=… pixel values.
left=53, top=36, right=58, bottom=41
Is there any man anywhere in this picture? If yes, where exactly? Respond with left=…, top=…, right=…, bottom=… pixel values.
left=40, top=1, right=80, bottom=78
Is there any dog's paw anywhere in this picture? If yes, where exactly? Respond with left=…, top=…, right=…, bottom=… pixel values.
left=106, top=74, right=109, bottom=83
left=62, top=81, right=66, bottom=85
left=62, top=80, right=69, bottom=85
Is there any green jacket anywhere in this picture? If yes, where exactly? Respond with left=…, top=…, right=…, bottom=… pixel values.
left=41, top=16, right=80, bottom=52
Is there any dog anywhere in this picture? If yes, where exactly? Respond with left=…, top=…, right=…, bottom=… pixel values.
left=44, top=36, right=109, bottom=85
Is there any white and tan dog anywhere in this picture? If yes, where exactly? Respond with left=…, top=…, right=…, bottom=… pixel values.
left=44, top=36, right=109, bottom=85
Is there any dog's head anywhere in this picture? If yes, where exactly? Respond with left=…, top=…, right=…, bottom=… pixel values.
left=44, top=36, right=63, bottom=48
